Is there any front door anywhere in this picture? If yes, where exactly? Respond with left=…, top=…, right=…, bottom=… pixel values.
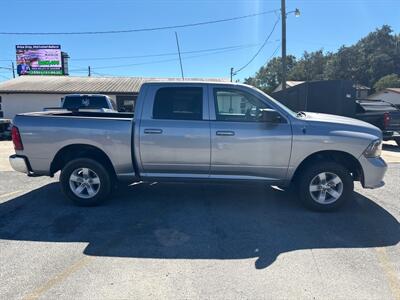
left=209, top=86, right=292, bottom=181
left=139, top=85, right=210, bottom=177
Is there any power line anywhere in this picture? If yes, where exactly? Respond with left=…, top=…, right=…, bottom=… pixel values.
left=70, top=43, right=264, bottom=61
left=233, top=17, right=280, bottom=75
left=69, top=44, right=265, bottom=72
left=0, top=42, right=277, bottom=63
left=263, top=45, right=280, bottom=66
left=0, top=9, right=279, bottom=36
left=69, top=48, right=235, bottom=71
left=91, top=71, right=115, bottom=77
left=0, top=42, right=271, bottom=63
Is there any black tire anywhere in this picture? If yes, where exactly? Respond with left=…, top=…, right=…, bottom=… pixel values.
left=394, top=138, right=400, bottom=147
left=60, top=158, right=112, bottom=206
left=297, top=161, right=354, bottom=212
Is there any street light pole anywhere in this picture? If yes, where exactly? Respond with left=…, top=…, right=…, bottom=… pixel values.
left=281, top=0, right=287, bottom=91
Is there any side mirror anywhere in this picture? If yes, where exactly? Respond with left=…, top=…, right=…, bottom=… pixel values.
left=260, top=109, right=282, bottom=123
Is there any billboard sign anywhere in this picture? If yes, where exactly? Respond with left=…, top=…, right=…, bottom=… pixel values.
left=16, top=45, right=63, bottom=75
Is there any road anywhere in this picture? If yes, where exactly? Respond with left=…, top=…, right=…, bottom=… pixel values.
left=0, top=141, right=399, bottom=299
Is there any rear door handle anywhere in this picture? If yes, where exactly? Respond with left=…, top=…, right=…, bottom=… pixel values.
left=216, top=130, right=235, bottom=136
left=144, top=128, right=163, bottom=134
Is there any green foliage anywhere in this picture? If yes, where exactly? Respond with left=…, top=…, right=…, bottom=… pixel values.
left=244, top=55, right=296, bottom=93
left=290, top=50, right=331, bottom=81
left=244, top=25, right=400, bottom=93
left=373, top=74, right=400, bottom=91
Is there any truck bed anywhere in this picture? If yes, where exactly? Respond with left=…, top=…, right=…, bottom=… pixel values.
left=356, top=100, right=400, bottom=135
left=13, top=111, right=136, bottom=180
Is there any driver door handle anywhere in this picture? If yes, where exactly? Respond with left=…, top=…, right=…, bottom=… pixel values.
left=144, top=128, right=163, bottom=134
left=216, top=130, right=235, bottom=136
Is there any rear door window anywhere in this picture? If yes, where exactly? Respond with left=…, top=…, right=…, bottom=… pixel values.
left=153, top=87, right=203, bottom=120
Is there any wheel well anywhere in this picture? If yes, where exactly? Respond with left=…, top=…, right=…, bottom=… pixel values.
left=50, top=144, right=116, bottom=178
left=292, top=150, right=363, bottom=183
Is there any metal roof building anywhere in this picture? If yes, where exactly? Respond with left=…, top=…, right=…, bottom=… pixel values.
left=0, top=76, right=227, bottom=118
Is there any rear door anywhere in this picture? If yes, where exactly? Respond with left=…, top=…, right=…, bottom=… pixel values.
left=138, top=84, right=211, bottom=177
left=209, top=85, right=292, bottom=181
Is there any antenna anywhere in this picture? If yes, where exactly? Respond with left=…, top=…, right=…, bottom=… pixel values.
left=175, top=32, right=184, bottom=80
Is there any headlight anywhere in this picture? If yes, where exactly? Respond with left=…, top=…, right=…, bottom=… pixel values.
left=363, top=139, right=382, bottom=158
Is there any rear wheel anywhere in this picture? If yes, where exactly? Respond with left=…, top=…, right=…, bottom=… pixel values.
left=60, top=158, right=112, bottom=206
left=297, top=162, right=354, bottom=212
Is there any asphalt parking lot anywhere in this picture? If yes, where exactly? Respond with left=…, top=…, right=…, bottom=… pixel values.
left=0, top=141, right=399, bottom=299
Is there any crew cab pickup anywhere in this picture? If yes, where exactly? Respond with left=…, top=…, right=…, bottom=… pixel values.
left=9, top=82, right=387, bottom=211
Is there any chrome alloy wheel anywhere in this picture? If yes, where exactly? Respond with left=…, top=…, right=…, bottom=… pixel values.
left=69, top=168, right=101, bottom=199
left=309, top=172, right=343, bottom=204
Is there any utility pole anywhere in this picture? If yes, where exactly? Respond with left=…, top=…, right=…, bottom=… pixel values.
left=281, top=0, right=287, bottom=91
left=230, top=67, right=234, bottom=82
left=175, top=32, right=184, bottom=80
left=11, top=62, right=15, bottom=78
left=88, top=66, right=91, bottom=77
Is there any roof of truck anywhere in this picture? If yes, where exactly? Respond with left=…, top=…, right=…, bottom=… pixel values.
left=0, top=76, right=228, bottom=94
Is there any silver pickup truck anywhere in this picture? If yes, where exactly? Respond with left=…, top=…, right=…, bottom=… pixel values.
left=9, top=81, right=387, bottom=211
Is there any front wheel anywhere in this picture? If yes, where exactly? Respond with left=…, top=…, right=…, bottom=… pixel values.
left=297, top=162, right=354, bottom=212
left=60, top=158, right=112, bottom=206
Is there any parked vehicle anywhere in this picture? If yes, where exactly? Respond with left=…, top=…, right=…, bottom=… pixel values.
left=44, top=94, right=117, bottom=112
left=356, top=99, right=400, bottom=146
left=272, top=80, right=400, bottom=147
left=0, top=119, right=11, bottom=140
left=9, top=82, right=387, bottom=211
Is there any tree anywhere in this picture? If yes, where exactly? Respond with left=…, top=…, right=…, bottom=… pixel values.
left=322, top=25, right=400, bottom=86
left=244, top=55, right=296, bottom=93
left=290, top=50, right=330, bottom=81
left=373, top=74, right=400, bottom=91
left=244, top=25, right=400, bottom=92
left=323, top=45, right=365, bottom=83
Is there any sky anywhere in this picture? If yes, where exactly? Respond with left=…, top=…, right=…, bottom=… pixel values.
left=0, top=0, right=399, bottom=82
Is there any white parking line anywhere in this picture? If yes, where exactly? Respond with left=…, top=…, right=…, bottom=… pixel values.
left=375, top=247, right=400, bottom=300
left=23, top=256, right=93, bottom=300
left=0, top=190, right=22, bottom=199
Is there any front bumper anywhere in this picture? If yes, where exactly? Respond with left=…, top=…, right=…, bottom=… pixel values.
left=9, top=155, right=30, bottom=174
left=358, top=155, right=387, bottom=189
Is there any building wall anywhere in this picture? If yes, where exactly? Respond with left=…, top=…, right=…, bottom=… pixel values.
left=1, top=93, right=119, bottom=119
left=1, top=93, right=65, bottom=119
left=368, top=91, right=400, bottom=105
